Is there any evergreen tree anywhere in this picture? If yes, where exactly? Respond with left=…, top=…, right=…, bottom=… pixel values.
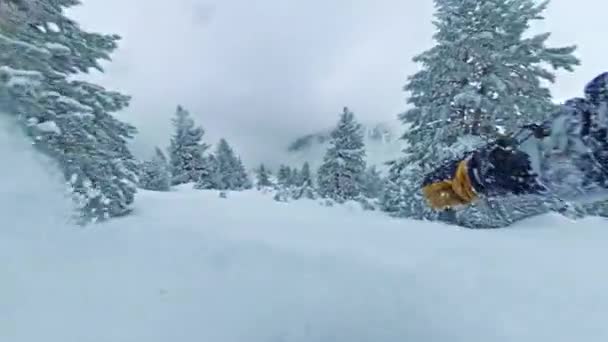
left=215, top=138, right=251, bottom=190
left=384, top=0, right=579, bottom=224
left=235, top=157, right=253, bottom=190
left=169, top=105, right=209, bottom=185
left=277, top=165, right=293, bottom=187
left=215, top=139, right=235, bottom=190
left=293, top=162, right=317, bottom=200
left=273, top=164, right=293, bottom=202
left=194, top=154, right=221, bottom=190
left=255, top=164, right=273, bottom=189
left=317, top=107, right=366, bottom=202
left=362, top=166, right=384, bottom=199
left=0, top=0, right=141, bottom=222
left=139, top=147, right=171, bottom=191
left=299, top=162, right=313, bottom=188
left=380, top=161, right=410, bottom=215
left=291, top=168, right=301, bottom=186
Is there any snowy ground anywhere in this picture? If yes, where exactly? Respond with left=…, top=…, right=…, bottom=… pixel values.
left=3, top=121, right=608, bottom=342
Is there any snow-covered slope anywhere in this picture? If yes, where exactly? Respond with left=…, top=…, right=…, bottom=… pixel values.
left=2, top=182, right=608, bottom=342
left=0, top=116, right=72, bottom=233
left=286, top=121, right=404, bottom=171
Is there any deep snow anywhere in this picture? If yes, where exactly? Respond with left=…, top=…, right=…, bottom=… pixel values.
left=2, top=176, right=608, bottom=342
left=0, top=116, right=72, bottom=233
left=2, top=117, right=608, bottom=342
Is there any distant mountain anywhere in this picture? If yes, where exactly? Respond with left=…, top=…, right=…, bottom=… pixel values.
left=285, top=121, right=404, bottom=173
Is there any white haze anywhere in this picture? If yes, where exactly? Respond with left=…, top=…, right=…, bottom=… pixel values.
left=68, top=0, right=608, bottom=165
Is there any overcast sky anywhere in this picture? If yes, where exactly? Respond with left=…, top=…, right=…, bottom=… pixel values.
left=68, top=0, right=607, bottom=164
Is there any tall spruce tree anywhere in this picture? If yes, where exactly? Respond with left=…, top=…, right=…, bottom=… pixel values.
left=235, top=157, right=253, bottom=190
left=293, top=162, right=317, bottom=200
left=362, top=166, right=384, bottom=199
left=214, top=138, right=251, bottom=190
left=299, top=162, right=313, bottom=188
left=139, top=147, right=171, bottom=191
left=277, top=165, right=293, bottom=188
left=255, top=164, right=273, bottom=189
left=384, top=0, right=579, bottom=225
left=169, top=105, right=209, bottom=185
left=194, top=154, right=221, bottom=190
left=0, top=0, right=140, bottom=222
left=291, top=168, right=300, bottom=186
left=381, top=161, right=411, bottom=215
left=317, top=107, right=366, bottom=202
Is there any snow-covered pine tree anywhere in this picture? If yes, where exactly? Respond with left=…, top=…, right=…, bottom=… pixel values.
left=277, top=165, right=293, bottom=188
left=273, top=164, right=293, bottom=202
left=214, top=138, right=251, bottom=191
left=362, top=166, right=384, bottom=199
left=215, top=139, right=235, bottom=190
left=169, top=105, right=209, bottom=185
left=293, top=162, right=317, bottom=200
left=139, top=147, right=171, bottom=191
left=299, top=162, right=313, bottom=188
left=384, top=0, right=579, bottom=226
left=583, top=200, right=608, bottom=219
left=0, top=0, right=141, bottom=222
left=194, top=154, right=221, bottom=190
left=255, top=164, right=273, bottom=189
left=381, top=160, right=412, bottom=214
left=291, top=168, right=300, bottom=186
left=317, top=107, right=367, bottom=202
left=234, top=157, right=253, bottom=190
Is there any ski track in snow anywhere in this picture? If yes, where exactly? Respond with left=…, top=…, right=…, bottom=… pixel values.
left=2, top=114, right=608, bottom=341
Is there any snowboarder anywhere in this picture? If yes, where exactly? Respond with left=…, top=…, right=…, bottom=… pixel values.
left=422, top=72, right=608, bottom=210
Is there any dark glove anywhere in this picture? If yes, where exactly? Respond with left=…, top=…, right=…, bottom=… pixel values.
left=469, top=143, right=546, bottom=197
left=522, top=123, right=551, bottom=139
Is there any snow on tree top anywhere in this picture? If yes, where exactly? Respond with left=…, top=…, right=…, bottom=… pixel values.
left=35, top=121, right=62, bottom=135
left=55, top=95, right=94, bottom=113
left=47, top=22, right=61, bottom=33
left=44, top=42, right=71, bottom=54
left=0, top=33, right=50, bottom=55
left=0, top=66, right=43, bottom=87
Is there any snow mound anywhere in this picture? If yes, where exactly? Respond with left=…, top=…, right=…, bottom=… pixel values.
left=0, top=116, right=72, bottom=234
left=2, top=181, right=608, bottom=342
